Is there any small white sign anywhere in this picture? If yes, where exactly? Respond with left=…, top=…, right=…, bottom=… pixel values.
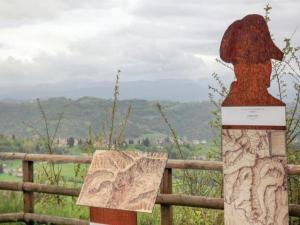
left=221, top=106, right=286, bottom=126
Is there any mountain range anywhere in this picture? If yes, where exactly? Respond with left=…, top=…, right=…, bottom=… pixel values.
left=0, top=78, right=224, bottom=102
left=0, top=78, right=294, bottom=103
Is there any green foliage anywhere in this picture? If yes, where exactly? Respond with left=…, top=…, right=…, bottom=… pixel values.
left=138, top=206, right=160, bottom=225
left=34, top=195, right=88, bottom=219
left=157, top=98, right=223, bottom=225
left=0, top=191, right=22, bottom=213
left=174, top=207, right=223, bottom=225
left=0, top=99, right=215, bottom=141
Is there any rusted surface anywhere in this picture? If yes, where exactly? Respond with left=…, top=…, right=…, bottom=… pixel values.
left=90, top=207, right=137, bottom=225
left=220, top=14, right=285, bottom=106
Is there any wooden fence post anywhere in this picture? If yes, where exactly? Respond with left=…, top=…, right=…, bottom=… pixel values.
left=23, top=160, right=34, bottom=225
left=161, top=168, right=172, bottom=225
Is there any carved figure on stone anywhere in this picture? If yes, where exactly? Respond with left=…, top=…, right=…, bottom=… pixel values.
left=220, top=14, right=285, bottom=106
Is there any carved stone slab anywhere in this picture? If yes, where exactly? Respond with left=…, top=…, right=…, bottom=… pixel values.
left=77, top=150, right=168, bottom=213
left=222, top=129, right=288, bottom=225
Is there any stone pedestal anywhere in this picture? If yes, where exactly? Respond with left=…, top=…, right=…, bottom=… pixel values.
left=222, top=107, right=288, bottom=225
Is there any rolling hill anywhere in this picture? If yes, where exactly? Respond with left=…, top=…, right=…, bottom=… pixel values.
left=0, top=97, right=216, bottom=141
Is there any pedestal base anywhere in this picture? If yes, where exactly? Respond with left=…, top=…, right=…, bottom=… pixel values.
left=222, top=129, right=288, bottom=225
left=90, top=207, right=137, bottom=225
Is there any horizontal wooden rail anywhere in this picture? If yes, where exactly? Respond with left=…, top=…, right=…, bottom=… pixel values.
left=0, top=213, right=24, bottom=223
left=289, top=204, right=300, bottom=217
left=0, top=182, right=224, bottom=210
left=1, top=181, right=300, bottom=217
left=165, top=159, right=222, bottom=170
left=286, top=164, right=300, bottom=175
left=0, top=213, right=88, bottom=225
left=1, top=152, right=300, bottom=174
left=0, top=181, right=80, bottom=196
left=24, top=213, right=88, bottom=225
left=156, top=194, right=223, bottom=210
left=0, top=152, right=92, bottom=164
left=0, top=181, right=23, bottom=191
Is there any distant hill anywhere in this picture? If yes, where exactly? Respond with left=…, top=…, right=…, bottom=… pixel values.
left=0, top=78, right=218, bottom=102
left=0, top=78, right=294, bottom=103
left=0, top=97, right=216, bottom=140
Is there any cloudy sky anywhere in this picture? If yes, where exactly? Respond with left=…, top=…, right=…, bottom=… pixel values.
left=0, top=0, right=299, bottom=87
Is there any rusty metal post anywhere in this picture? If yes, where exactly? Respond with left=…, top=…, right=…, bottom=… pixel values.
left=90, top=207, right=137, bottom=225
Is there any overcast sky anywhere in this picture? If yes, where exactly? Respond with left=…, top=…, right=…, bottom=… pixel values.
left=0, top=0, right=299, bottom=87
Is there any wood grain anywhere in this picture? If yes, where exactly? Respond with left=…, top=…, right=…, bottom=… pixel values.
left=77, top=150, right=168, bottom=213
left=22, top=160, right=34, bottom=225
left=160, top=168, right=172, bottom=225
left=222, top=129, right=288, bottom=225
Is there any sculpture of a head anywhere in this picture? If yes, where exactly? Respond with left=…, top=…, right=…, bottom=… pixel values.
left=220, top=14, right=285, bottom=106
left=220, top=14, right=283, bottom=64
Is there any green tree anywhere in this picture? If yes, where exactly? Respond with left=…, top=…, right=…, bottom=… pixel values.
left=67, top=137, right=75, bottom=148
left=142, top=138, right=150, bottom=147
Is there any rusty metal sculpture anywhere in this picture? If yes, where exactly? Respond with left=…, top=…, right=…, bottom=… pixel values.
left=220, top=14, right=285, bottom=106
left=221, top=14, right=289, bottom=225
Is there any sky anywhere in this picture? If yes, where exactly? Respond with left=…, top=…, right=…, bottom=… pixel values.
left=0, top=0, right=299, bottom=87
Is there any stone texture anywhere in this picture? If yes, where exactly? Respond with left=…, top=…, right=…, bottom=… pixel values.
left=222, top=129, right=288, bottom=225
left=77, top=150, right=168, bottom=213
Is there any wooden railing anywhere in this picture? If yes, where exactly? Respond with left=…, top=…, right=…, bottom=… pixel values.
left=0, top=152, right=300, bottom=225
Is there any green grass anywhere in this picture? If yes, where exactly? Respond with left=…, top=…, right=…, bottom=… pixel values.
left=3, top=161, right=21, bottom=169
left=0, top=191, right=22, bottom=212
left=0, top=160, right=22, bottom=182
left=138, top=206, right=160, bottom=225
left=34, top=194, right=89, bottom=220
left=34, top=162, right=86, bottom=178
left=0, top=162, right=83, bottom=183
left=0, top=173, right=21, bottom=182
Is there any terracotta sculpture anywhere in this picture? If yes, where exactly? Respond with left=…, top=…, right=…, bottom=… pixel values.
left=220, top=14, right=285, bottom=106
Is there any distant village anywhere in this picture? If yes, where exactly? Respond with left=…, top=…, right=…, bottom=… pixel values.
left=0, top=135, right=209, bottom=177
left=54, top=136, right=208, bottom=148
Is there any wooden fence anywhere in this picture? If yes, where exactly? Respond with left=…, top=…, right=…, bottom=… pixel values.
left=0, top=152, right=300, bottom=225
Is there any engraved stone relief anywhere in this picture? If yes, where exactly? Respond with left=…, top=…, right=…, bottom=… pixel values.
left=222, top=129, right=288, bottom=225
left=77, top=150, right=168, bottom=213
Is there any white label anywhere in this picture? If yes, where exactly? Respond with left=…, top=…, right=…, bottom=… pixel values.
left=221, top=106, right=286, bottom=126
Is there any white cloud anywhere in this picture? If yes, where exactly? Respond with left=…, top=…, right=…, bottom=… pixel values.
left=0, top=0, right=299, bottom=86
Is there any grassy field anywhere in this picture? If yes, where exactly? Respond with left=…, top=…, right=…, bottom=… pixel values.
left=0, top=161, right=84, bottom=183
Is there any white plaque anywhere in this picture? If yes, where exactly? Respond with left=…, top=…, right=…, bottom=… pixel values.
left=221, top=106, right=286, bottom=126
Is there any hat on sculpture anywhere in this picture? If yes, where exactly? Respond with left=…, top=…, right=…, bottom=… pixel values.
left=220, top=14, right=283, bottom=64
